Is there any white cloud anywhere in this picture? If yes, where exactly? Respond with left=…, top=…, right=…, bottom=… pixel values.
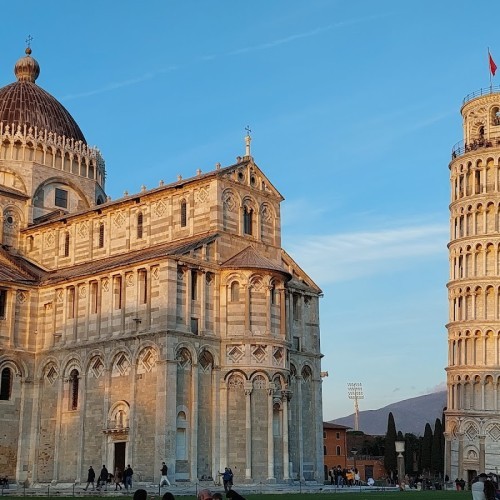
left=287, top=222, right=448, bottom=284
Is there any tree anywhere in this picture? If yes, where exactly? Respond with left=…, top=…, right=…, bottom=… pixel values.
left=431, top=418, right=444, bottom=477
left=404, top=433, right=420, bottom=474
left=421, top=422, right=433, bottom=474
left=384, top=412, right=397, bottom=477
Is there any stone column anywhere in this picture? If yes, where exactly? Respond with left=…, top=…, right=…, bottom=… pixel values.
left=185, top=268, right=191, bottom=331
left=266, top=286, right=272, bottom=335
left=296, top=376, right=304, bottom=481
left=444, top=432, right=452, bottom=481
left=102, top=368, right=112, bottom=465
left=279, top=288, right=286, bottom=337
left=190, top=359, right=199, bottom=481
left=245, top=284, right=251, bottom=333
left=281, top=390, right=291, bottom=481
left=244, top=381, right=253, bottom=480
left=479, top=435, right=486, bottom=472
left=457, top=432, right=464, bottom=481
left=52, top=374, right=65, bottom=481
left=220, top=380, right=229, bottom=473
left=76, top=372, right=86, bottom=482
left=212, top=366, right=221, bottom=479
left=267, top=383, right=275, bottom=482
left=200, top=271, right=206, bottom=333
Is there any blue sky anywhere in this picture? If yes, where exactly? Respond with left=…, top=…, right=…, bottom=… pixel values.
left=2, top=0, right=498, bottom=420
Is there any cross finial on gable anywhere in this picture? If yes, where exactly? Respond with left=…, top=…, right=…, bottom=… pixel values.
left=245, top=125, right=252, bottom=157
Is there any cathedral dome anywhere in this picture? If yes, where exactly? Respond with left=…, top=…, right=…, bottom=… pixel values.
left=0, top=48, right=86, bottom=143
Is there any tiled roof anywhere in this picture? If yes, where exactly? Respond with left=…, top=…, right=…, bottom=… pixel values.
left=221, top=246, right=290, bottom=276
left=324, top=422, right=351, bottom=430
left=41, top=233, right=218, bottom=285
left=0, top=51, right=86, bottom=143
left=0, top=184, right=29, bottom=198
left=0, top=247, right=42, bottom=284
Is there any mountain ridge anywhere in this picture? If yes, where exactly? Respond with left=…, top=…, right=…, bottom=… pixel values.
left=330, top=391, right=447, bottom=435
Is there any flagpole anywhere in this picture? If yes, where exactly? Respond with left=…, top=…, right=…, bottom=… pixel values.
left=489, top=47, right=493, bottom=91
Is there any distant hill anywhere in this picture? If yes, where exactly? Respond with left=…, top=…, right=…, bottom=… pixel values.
left=330, top=391, right=447, bottom=436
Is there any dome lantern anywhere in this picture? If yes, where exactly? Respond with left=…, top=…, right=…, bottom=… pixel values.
left=14, top=47, right=40, bottom=83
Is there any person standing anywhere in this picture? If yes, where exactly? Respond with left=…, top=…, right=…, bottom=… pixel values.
left=84, top=466, right=95, bottom=491
left=221, top=468, right=233, bottom=492
left=160, top=462, right=171, bottom=487
left=123, top=464, right=134, bottom=490
left=472, top=473, right=488, bottom=500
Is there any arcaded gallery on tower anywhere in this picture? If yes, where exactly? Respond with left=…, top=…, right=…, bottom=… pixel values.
left=447, top=87, right=500, bottom=481
left=0, top=48, right=324, bottom=485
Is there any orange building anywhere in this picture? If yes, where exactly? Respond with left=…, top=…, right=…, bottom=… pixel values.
left=323, top=423, right=386, bottom=483
left=323, top=422, right=349, bottom=481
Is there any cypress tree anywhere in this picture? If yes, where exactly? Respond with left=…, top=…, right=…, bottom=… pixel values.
left=431, top=418, right=443, bottom=475
left=384, top=412, right=397, bottom=476
left=421, top=422, right=433, bottom=474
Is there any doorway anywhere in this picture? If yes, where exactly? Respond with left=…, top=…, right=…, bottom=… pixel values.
left=467, top=469, right=477, bottom=489
left=114, top=442, right=126, bottom=473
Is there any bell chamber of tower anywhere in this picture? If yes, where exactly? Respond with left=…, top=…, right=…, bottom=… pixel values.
left=447, top=88, right=500, bottom=482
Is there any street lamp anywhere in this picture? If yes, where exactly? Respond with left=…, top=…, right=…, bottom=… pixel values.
left=351, top=448, right=358, bottom=484
left=395, top=440, right=405, bottom=489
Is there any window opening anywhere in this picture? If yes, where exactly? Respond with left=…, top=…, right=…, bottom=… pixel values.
left=137, top=212, right=143, bottom=239
left=99, top=223, right=105, bottom=248
left=181, top=201, right=187, bottom=227
left=64, top=233, right=70, bottom=257
left=0, top=290, right=6, bottom=319
left=55, top=188, right=68, bottom=208
left=243, top=206, right=253, bottom=235
left=69, top=369, right=79, bottom=410
left=0, top=367, right=12, bottom=400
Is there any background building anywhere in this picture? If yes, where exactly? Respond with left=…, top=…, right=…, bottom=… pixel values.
left=446, top=85, right=500, bottom=482
left=0, top=48, right=324, bottom=485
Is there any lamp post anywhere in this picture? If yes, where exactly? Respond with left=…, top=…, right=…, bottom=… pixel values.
left=351, top=448, right=358, bottom=485
left=395, top=440, right=405, bottom=489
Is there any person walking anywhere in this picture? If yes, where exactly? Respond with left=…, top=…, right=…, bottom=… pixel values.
left=84, top=466, right=95, bottom=491
left=114, top=467, right=123, bottom=490
left=97, top=465, right=108, bottom=491
left=123, top=464, right=134, bottom=490
left=160, top=462, right=171, bottom=487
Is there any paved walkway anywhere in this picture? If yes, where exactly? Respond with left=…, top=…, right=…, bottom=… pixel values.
left=0, top=482, right=399, bottom=497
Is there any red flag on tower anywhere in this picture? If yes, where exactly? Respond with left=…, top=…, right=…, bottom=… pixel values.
left=490, top=51, right=497, bottom=76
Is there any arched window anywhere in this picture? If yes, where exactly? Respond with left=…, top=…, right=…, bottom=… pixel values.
left=230, top=282, right=240, bottom=302
left=137, top=212, right=143, bottom=239
left=69, top=369, right=79, bottom=410
left=64, top=232, right=70, bottom=257
left=243, top=206, right=253, bottom=235
left=0, top=367, right=12, bottom=400
left=98, top=223, right=105, bottom=248
left=180, top=200, right=187, bottom=227
left=176, top=411, right=188, bottom=460
left=336, top=445, right=341, bottom=455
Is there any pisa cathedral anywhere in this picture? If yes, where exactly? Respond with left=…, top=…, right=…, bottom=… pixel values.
left=447, top=88, right=500, bottom=481
left=0, top=48, right=324, bottom=485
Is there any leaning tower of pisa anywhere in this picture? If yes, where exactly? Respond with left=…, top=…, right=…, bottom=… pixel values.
left=446, top=88, right=500, bottom=482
